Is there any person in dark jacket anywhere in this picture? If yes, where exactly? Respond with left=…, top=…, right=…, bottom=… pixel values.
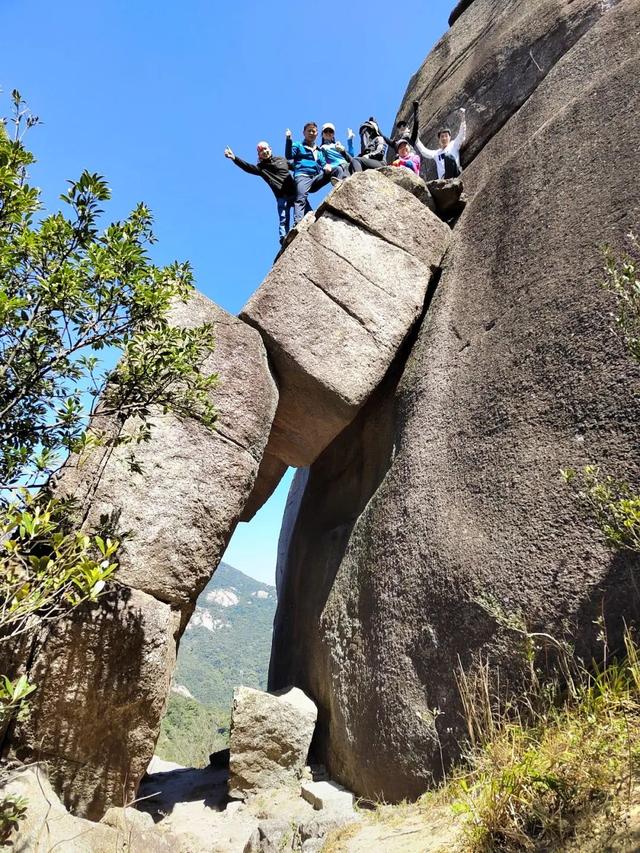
left=225, top=141, right=296, bottom=244
left=383, top=101, right=420, bottom=158
left=285, top=122, right=332, bottom=225
left=350, top=118, right=387, bottom=171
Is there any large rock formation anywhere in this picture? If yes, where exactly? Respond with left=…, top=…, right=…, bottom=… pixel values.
left=271, top=0, right=640, bottom=801
left=241, top=171, right=450, bottom=467
left=1, top=292, right=279, bottom=819
left=394, top=0, right=622, bottom=178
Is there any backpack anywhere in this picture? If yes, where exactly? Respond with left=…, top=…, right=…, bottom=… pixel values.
left=442, top=152, right=461, bottom=179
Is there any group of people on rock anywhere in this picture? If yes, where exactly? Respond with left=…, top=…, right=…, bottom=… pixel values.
left=224, top=102, right=466, bottom=245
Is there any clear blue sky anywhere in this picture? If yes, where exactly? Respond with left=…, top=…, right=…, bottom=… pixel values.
left=2, top=0, right=452, bottom=584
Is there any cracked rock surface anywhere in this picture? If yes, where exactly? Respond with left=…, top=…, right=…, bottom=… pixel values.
left=241, top=172, right=450, bottom=467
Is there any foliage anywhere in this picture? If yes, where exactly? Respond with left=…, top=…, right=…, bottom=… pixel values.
left=0, top=491, right=118, bottom=643
left=0, top=90, right=218, bottom=841
left=563, top=466, right=640, bottom=553
left=0, top=674, right=36, bottom=730
left=156, top=693, right=229, bottom=767
left=448, top=629, right=640, bottom=851
left=563, top=235, right=640, bottom=555
left=0, top=795, right=27, bottom=846
left=0, top=90, right=217, bottom=500
left=603, top=232, right=640, bottom=364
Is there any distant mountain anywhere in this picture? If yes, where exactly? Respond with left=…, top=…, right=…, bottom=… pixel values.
left=173, top=561, right=277, bottom=708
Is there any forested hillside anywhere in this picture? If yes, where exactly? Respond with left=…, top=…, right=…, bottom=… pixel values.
left=157, top=562, right=276, bottom=765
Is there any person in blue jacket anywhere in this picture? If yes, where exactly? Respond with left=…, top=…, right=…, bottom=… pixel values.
left=319, top=123, right=355, bottom=182
left=285, top=122, right=333, bottom=225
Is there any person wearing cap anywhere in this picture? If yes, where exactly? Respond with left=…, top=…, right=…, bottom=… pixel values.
left=383, top=101, right=420, bottom=158
left=415, top=108, right=466, bottom=179
left=350, top=118, right=387, bottom=172
left=319, top=123, right=355, bottom=182
left=391, top=139, right=421, bottom=175
left=224, top=141, right=296, bottom=245
left=285, top=122, right=333, bottom=225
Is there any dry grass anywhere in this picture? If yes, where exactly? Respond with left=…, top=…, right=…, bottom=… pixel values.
left=447, top=628, right=640, bottom=851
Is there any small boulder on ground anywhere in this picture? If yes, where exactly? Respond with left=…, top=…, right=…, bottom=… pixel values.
left=229, top=686, right=318, bottom=799
left=300, top=780, right=355, bottom=813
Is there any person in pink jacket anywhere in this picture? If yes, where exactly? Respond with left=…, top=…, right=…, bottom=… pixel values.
left=391, top=139, right=421, bottom=175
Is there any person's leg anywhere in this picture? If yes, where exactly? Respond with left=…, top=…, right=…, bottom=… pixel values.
left=359, top=156, right=385, bottom=170
left=350, top=157, right=363, bottom=173
left=285, top=197, right=293, bottom=235
left=277, top=197, right=288, bottom=244
left=294, top=173, right=313, bottom=225
left=309, top=171, right=331, bottom=194
left=330, top=163, right=349, bottom=181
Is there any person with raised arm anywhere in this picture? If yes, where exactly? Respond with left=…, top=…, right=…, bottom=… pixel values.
left=383, top=100, right=420, bottom=158
left=224, top=140, right=296, bottom=245
left=350, top=118, right=387, bottom=172
left=319, top=123, right=355, bottom=182
left=285, top=122, right=333, bottom=225
left=415, top=108, right=466, bottom=178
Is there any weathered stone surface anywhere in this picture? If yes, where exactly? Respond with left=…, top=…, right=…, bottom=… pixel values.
left=57, top=291, right=278, bottom=613
left=240, top=445, right=288, bottom=522
left=321, top=171, right=449, bottom=268
left=2, top=291, right=279, bottom=821
left=229, top=686, right=318, bottom=798
left=9, top=587, right=179, bottom=821
left=299, top=812, right=359, bottom=842
left=275, top=467, right=309, bottom=595
left=448, top=0, right=476, bottom=26
left=241, top=188, right=449, bottom=466
left=366, top=165, right=435, bottom=211
left=5, top=765, right=180, bottom=852
left=300, top=780, right=355, bottom=813
left=395, top=0, right=621, bottom=178
left=270, top=1, right=640, bottom=801
left=426, top=177, right=466, bottom=217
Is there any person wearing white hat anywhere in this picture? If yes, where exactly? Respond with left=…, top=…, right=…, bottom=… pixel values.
left=319, top=123, right=355, bottom=182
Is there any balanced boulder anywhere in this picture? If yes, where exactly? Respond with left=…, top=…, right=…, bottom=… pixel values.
left=241, top=171, right=450, bottom=467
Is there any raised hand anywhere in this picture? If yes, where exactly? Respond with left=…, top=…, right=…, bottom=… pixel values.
left=224, top=146, right=234, bottom=159
left=347, top=128, right=354, bottom=139
left=285, top=128, right=292, bottom=138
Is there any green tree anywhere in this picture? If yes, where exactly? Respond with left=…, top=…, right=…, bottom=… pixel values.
left=0, top=91, right=218, bottom=835
left=0, top=90, right=217, bottom=498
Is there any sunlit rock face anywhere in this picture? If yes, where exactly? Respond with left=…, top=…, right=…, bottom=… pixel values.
left=394, top=0, right=623, bottom=178
left=2, top=291, right=279, bottom=820
left=240, top=171, right=451, bottom=468
left=271, top=0, right=640, bottom=802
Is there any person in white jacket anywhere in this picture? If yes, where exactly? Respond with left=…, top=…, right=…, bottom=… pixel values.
left=416, top=108, right=466, bottom=179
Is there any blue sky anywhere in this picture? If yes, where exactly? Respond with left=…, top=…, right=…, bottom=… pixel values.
left=2, top=0, right=452, bottom=584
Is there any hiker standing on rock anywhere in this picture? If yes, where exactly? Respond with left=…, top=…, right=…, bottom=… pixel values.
left=224, top=141, right=296, bottom=245
left=319, top=123, right=354, bottom=182
left=383, top=100, right=420, bottom=158
left=416, top=108, right=466, bottom=178
left=285, top=123, right=332, bottom=225
left=350, top=118, right=387, bottom=171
